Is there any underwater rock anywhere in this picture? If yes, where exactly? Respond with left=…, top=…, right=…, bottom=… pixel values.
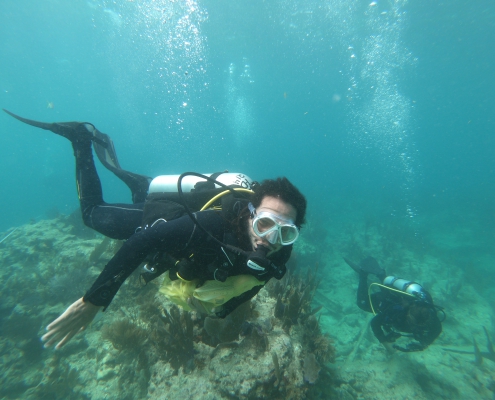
left=303, top=352, right=320, bottom=384
left=89, top=236, right=112, bottom=263
left=204, top=301, right=252, bottom=344
left=97, top=364, right=117, bottom=381
left=4, top=209, right=495, bottom=399
left=0, top=216, right=343, bottom=399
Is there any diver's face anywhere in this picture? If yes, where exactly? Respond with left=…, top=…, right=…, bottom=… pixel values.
left=247, top=195, right=297, bottom=255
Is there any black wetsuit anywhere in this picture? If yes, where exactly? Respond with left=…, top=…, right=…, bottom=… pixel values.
left=75, top=136, right=290, bottom=318
left=2, top=111, right=292, bottom=317
left=83, top=209, right=290, bottom=317
left=75, top=142, right=146, bottom=240
left=356, top=274, right=442, bottom=352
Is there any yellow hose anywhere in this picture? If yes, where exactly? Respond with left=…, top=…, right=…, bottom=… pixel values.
left=368, top=282, right=415, bottom=315
left=200, top=188, right=254, bottom=211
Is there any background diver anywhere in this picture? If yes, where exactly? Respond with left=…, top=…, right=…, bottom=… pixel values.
left=3, top=109, right=307, bottom=350
left=344, top=256, right=443, bottom=353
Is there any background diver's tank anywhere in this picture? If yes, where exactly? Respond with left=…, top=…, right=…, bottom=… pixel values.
left=383, top=276, right=432, bottom=303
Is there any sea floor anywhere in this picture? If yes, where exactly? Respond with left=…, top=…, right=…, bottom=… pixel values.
left=313, top=202, right=495, bottom=399
left=0, top=206, right=494, bottom=399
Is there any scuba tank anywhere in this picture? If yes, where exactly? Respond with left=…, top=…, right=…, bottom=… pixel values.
left=149, top=172, right=254, bottom=193
left=383, top=276, right=432, bottom=303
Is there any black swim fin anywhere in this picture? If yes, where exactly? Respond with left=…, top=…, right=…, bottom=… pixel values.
left=91, top=128, right=122, bottom=170
left=4, top=108, right=151, bottom=203
left=3, top=108, right=107, bottom=147
left=90, top=127, right=152, bottom=203
left=343, top=257, right=362, bottom=274
left=360, top=256, right=385, bottom=277
left=344, top=256, right=385, bottom=278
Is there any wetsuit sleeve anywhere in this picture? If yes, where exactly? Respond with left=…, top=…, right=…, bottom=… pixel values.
left=356, top=274, right=372, bottom=312
left=83, top=211, right=225, bottom=309
left=370, top=314, right=389, bottom=343
left=393, top=311, right=442, bottom=353
left=411, top=314, right=443, bottom=349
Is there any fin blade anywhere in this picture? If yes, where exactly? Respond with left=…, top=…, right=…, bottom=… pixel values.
left=343, top=257, right=362, bottom=273
left=3, top=108, right=54, bottom=131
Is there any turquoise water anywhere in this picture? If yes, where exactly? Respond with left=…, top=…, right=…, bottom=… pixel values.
left=1, top=0, right=493, bottom=227
left=1, top=0, right=494, bottom=398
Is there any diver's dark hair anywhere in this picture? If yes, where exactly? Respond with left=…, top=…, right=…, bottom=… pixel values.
left=407, top=301, right=437, bottom=327
left=251, top=177, right=307, bottom=228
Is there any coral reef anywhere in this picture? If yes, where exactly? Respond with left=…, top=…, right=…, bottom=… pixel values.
left=0, top=215, right=340, bottom=399
left=303, top=353, right=320, bottom=384
left=1, top=210, right=494, bottom=399
left=271, top=265, right=323, bottom=331
left=101, top=319, right=148, bottom=352
left=150, top=304, right=196, bottom=371
left=203, top=300, right=253, bottom=345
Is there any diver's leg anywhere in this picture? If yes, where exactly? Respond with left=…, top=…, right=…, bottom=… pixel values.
left=75, top=138, right=144, bottom=239
left=356, top=273, right=372, bottom=312
left=91, top=128, right=152, bottom=203
left=4, top=109, right=144, bottom=239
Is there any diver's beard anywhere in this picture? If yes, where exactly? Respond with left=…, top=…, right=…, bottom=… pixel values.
left=237, top=215, right=254, bottom=251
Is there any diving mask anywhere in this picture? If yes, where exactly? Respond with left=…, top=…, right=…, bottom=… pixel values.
left=249, top=204, right=299, bottom=245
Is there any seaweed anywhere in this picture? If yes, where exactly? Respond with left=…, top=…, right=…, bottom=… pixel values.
left=101, top=319, right=148, bottom=352
left=149, top=305, right=196, bottom=372
left=272, top=265, right=320, bottom=330
left=270, top=264, right=336, bottom=386
left=272, top=351, right=281, bottom=387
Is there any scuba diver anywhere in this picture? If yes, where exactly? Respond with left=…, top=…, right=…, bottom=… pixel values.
left=344, top=256, right=443, bottom=353
left=3, top=109, right=307, bottom=350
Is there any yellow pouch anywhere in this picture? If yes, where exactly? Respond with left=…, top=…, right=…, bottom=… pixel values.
left=159, top=273, right=198, bottom=311
left=159, top=272, right=264, bottom=313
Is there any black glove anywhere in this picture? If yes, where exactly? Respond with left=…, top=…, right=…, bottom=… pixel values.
left=384, top=332, right=401, bottom=343
left=235, top=245, right=286, bottom=279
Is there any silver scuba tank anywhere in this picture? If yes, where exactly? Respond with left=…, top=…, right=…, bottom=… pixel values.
left=383, top=276, right=429, bottom=301
left=148, top=172, right=254, bottom=193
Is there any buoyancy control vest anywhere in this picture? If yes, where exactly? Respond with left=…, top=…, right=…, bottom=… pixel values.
left=139, top=171, right=257, bottom=284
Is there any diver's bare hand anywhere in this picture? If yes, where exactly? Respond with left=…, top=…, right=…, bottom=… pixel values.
left=382, top=341, right=395, bottom=354
left=41, top=298, right=102, bottom=349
